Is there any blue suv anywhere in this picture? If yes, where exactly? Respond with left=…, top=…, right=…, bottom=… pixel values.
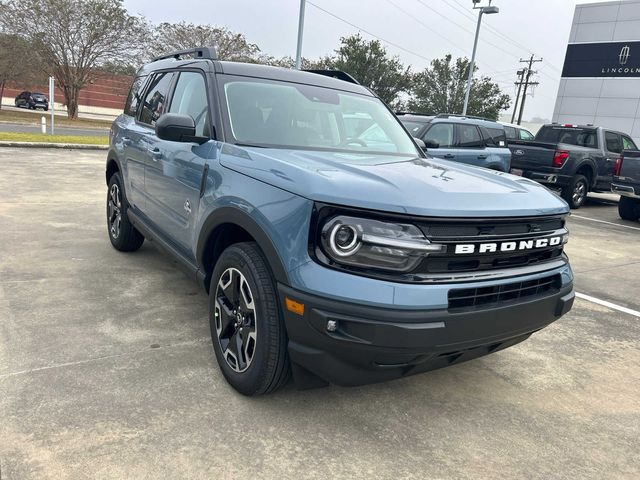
left=106, top=48, right=574, bottom=395
left=398, top=113, right=512, bottom=172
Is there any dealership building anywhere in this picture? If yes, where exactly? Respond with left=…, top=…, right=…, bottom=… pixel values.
left=553, top=0, right=640, bottom=141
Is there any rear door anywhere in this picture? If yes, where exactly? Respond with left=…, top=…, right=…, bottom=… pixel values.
left=144, top=70, right=214, bottom=254
left=602, top=131, right=623, bottom=186
left=454, top=123, right=490, bottom=168
left=421, top=122, right=457, bottom=161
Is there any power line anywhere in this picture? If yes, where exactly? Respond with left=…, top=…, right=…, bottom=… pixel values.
left=414, top=0, right=523, bottom=61
left=386, top=0, right=468, bottom=57
left=306, top=1, right=433, bottom=63
left=515, top=55, right=542, bottom=125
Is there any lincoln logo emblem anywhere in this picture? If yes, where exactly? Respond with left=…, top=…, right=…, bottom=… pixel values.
left=619, top=45, right=630, bottom=65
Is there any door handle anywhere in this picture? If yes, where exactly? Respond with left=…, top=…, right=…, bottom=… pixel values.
left=477, top=155, right=488, bottom=159
left=148, top=147, right=163, bottom=161
left=443, top=154, right=455, bottom=159
left=122, top=137, right=132, bottom=147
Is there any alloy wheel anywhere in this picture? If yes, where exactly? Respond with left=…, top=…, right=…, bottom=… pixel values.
left=214, top=268, right=257, bottom=373
left=573, top=181, right=586, bottom=206
left=108, top=183, right=122, bottom=239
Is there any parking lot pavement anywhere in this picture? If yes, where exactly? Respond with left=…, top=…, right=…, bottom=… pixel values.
left=1, top=149, right=638, bottom=479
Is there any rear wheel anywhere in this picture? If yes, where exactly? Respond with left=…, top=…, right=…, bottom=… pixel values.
left=561, top=174, right=588, bottom=209
left=618, top=196, right=640, bottom=221
left=106, top=172, right=144, bottom=251
left=209, top=242, right=290, bottom=396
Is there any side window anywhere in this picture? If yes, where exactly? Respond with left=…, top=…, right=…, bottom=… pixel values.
left=605, top=131, right=622, bottom=154
left=124, top=75, right=148, bottom=117
left=423, top=123, right=454, bottom=148
left=139, top=71, right=175, bottom=126
left=622, top=135, right=637, bottom=151
left=519, top=129, right=535, bottom=141
left=483, top=127, right=507, bottom=147
left=504, top=126, right=517, bottom=140
left=168, top=72, right=210, bottom=137
left=455, top=124, right=484, bottom=148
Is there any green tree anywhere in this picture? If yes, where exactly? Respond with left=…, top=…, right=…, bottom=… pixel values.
left=150, top=22, right=261, bottom=62
left=326, top=34, right=410, bottom=108
left=0, top=34, right=44, bottom=109
left=408, top=55, right=510, bottom=120
left=0, top=0, right=147, bottom=118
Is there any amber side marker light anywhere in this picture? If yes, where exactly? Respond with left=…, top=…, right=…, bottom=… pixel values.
left=285, top=297, right=305, bottom=316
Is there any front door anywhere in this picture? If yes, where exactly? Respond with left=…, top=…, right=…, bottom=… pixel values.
left=422, top=122, right=458, bottom=162
left=144, top=70, right=214, bottom=255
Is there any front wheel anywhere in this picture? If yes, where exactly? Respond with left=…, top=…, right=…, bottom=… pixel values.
left=618, top=196, right=640, bottom=221
left=561, top=174, right=588, bottom=209
left=209, top=242, right=290, bottom=395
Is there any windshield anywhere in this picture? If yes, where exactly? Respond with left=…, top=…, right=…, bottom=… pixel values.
left=536, top=126, right=598, bottom=148
left=221, top=77, right=420, bottom=156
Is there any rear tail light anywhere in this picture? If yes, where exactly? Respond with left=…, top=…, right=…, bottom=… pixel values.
left=553, top=150, right=569, bottom=167
left=614, top=156, right=624, bottom=176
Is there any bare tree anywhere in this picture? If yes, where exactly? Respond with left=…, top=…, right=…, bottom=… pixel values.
left=0, top=0, right=147, bottom=118
left=150, top=22, right=261, bottom=62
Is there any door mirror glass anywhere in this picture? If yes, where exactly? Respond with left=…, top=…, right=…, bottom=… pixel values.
left=155, top=113, right=197, bottom=142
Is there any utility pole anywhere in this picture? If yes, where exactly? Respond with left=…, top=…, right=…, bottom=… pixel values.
left=516, top=54, right=542, bottom=125
left=510, top=69, right=525, bottom=124
left=295, top=0, right=306, bottom=70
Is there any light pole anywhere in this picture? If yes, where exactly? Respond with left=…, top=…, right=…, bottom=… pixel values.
left=295, top=0, right=306, bottom=70
left=462, top=1, right=499, bottom=116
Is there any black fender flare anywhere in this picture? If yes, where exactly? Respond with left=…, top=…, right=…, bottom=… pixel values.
left=196, top=206, right=289, bottom=287
left=105, top=151, right=122, bottom=185
left=573, top=159, right=597, bottom=187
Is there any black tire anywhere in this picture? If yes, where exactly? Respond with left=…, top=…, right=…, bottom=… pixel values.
left=209, top=242, right=290, bottom=396
left=618, top=196, right=640, bottom=221
left=106, top=172, right=144, bottom=251
left=561, top=174, right=588, bottom=209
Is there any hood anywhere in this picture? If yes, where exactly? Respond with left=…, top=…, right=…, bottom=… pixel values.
left=219, top=145, right=569, bottom=218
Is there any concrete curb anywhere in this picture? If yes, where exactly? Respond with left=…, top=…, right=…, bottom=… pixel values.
left=0, top=141, right=108, bottom=150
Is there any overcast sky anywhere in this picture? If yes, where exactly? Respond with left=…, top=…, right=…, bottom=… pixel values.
left=124, top=0, right=610, bottom=121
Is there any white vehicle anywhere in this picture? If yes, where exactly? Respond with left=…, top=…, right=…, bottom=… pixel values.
left=499, top=121, right=535, bottom=141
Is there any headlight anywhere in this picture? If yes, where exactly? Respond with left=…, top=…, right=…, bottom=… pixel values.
left=319, top=215, right=445, bottom=272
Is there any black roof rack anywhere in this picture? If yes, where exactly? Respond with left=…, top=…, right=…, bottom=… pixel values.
left=435, top=113, right=496, bottom=122
left=395, top=112, right=433, bottom=117
left=303, top=69, right=359, bottom=85
left=151, top=47, right=217, bottom=63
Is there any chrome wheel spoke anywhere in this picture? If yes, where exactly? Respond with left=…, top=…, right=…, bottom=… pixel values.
left=108, top=184, right=122, bottom=239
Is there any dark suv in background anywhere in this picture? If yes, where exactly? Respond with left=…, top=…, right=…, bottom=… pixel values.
left=397, top=113, right=512, bottom=172
left=14, top=91, right=49, bottom=110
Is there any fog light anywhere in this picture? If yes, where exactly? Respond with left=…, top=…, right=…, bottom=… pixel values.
left=326, top=320, right=338, bottom=332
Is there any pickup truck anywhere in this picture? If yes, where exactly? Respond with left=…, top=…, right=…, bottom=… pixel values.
left=106, top=47, right=575, bottom=395
left=509, top=124, right=638, bottom=209
left=612, top=150, right=640, bottom=221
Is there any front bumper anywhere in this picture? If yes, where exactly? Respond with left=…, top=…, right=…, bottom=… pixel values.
left=279, top=282, right=574, bottom=388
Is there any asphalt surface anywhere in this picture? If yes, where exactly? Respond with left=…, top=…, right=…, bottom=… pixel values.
left=0, top=149, right=638, bottom=479
left=0, top=122, right=108, bottom=137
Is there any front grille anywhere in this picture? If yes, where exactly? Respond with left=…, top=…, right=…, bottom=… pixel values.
left=448, top=274, right=561, bottom=310
left=416, top=216, right=567, bottom=275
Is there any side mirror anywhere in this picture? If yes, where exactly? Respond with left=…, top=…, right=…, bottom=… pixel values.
left=423, top=139, right=440, bottom=149
left=156, top=113, right=206, bottom=144
left=414, top=138, right=426, bottom=149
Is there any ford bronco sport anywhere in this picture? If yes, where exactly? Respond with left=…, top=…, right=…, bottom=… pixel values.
left=106, top=47, right=575, bottom=396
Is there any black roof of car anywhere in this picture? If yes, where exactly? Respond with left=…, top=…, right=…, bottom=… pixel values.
left=138, top=56, right=372, bottom=96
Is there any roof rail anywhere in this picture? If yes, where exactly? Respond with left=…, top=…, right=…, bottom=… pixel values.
left=395, top=111, right=432, bottom=116
left=151, top=47, right=217, bottom=63
left=303, top=69, right=360, bottom=84
left=435, top=113, right=496, bottom=122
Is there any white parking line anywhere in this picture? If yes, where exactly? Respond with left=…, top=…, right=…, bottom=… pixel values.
left=571, top=215, right=640, bottom=231
left=576, top=292, right=640, bottom=317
